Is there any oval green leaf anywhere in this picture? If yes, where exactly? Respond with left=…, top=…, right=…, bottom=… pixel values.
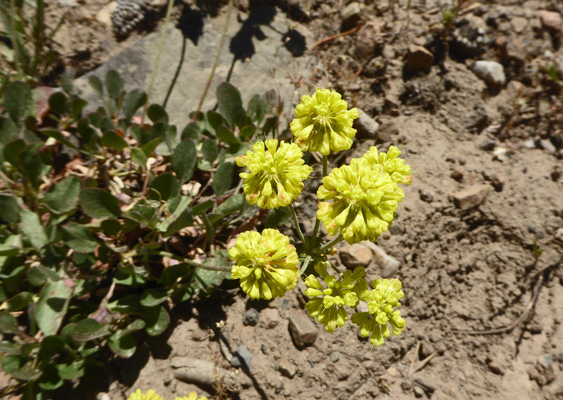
left=79, top=188, right=122, bottom=219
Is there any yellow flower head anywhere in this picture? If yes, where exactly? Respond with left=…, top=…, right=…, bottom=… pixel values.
left=290, top=88, right=359, bottom=156
left=128, top=389, right=164, bottom=400
left=362, top=145, right=412, bottom=185
left=305, top=263, right=366, bottom=332
left=229, top=229, right=300, bottom=300
left=317, top=158, right=405, bottom=244
left=236, top=139, right=312, bottom=209
left=351, top=278, right=406, bottom=347
left=174, top=392, right=208, bottom=400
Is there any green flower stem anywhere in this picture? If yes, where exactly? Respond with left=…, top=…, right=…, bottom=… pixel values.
left=142, top=0, right=174, bottom=123
left=299, top=255, right=312, bottom=275
left=289, top=203, right=306, bottom=243
left=328, top=262, right=342, bottom=276
left=192, top=0, right=233, bottom=122
left=310, top=155, right=328, bottom=245
left=152, top=251, right=231, bottom=272
left=316, top=233, right=343, bottom=254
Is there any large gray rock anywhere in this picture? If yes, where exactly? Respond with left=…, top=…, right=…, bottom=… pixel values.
left=76, top=6, right=313, bottom=127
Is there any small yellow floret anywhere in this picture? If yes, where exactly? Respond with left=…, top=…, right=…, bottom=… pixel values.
left=174, top=392, right=208, bottom=400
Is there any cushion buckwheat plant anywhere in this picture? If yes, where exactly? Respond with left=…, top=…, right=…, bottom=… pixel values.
left=231, top=87, right=412, bottom=347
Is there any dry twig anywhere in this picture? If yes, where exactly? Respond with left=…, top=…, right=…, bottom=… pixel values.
left=411, top=351, right=438, bottom=375
left=451, top=264, right=555, bottom=335
left=310, top=22, right=366, bottom=50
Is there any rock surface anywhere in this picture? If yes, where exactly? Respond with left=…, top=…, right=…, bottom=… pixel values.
left=76, top=7, right=313, bottom=126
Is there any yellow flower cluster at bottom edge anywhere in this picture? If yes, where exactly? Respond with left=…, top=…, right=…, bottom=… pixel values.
left=127, top=389, right=207, bottom=400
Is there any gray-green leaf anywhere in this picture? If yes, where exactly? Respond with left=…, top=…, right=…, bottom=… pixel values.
left=35, top=280, right=72, bottom=336
left=20, top=209, right=48, bottom=250
left=213, top=162, right=234, bottom=196
left=44, top=176, right=81, bottom=213
left=79, top=189, right=122, bottom=219
left=5, top=81, right=32, bottom=126
left=172, top=139, right=197, bottom=184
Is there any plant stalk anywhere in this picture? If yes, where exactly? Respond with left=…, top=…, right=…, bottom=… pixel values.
left=142, top=0, right=175, bottom=123
left=316, top=233, right=343, bottom=254
left=288, top=203, right=305, bottom=243
left=192, top=0, right=233, bottom=122
left=153, top=251, right=231, bottom=271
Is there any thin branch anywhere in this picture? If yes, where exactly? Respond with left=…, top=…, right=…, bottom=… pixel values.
left=289, top=203, right=306, bottom=243
left=451, top=273, right=547, bottom=336
left=192, top=0, right=233, bottom=121
left=310, top=22, right=366, bottom=50
left=142, top=0, right=175, bottom=123
left=153, top=251, right=231, bottom=272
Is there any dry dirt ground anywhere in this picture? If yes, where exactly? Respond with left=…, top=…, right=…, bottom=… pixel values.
left=39, top=0, right=563, bottom=399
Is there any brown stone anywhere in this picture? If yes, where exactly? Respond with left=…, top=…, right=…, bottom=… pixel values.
left=538, top=10, right=562, bottom=32
left=452, top=184, right=492, bottom=210
left=404, top=45, right=434, bottom=73
left=339, top=242, right=373, bottom=268
left=450, top=166, right=464, bottom=181
left=288, top=311, right=318, bottom=349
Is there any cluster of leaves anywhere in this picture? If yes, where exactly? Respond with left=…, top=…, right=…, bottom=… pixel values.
left=0, top=70, right=282, bottom=397
left=0, top=0, right=62, bottom=89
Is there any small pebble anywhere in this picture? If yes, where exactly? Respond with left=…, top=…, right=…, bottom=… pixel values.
left=243, top=308, right=259, bottom=326
left=479, top=140, right=496, bottom=151
left=330, top=352, right=341, bottom=363
left=419, top=189, right=434, bottom=203
left=451, top=166, right=464, bottom=181
left=389, top=223, right=405, bottom=235
left=414, top=386, right=424, bottom=398
left=538, top=354, right=554, bottom=368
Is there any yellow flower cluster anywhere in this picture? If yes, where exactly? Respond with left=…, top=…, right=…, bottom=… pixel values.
left=290, top=88, right=359, bottom=155
left=229, top=229, right=300, bottom=300
left=317, top=157, right=405, bottom=244
left=236, top=139, right=312, bottom=209
left=127, top=390, right=207, bottom=400
left=351, top=278, right=406, bottom=347
left=304, top=263, right=366, bottom=332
